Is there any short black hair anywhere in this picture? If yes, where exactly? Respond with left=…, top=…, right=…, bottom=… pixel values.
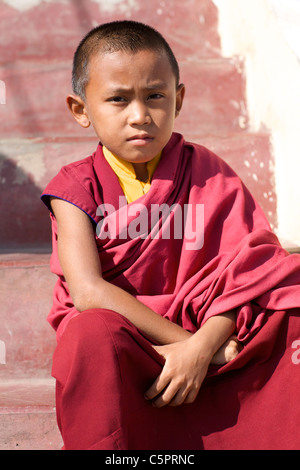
left=72, top=20, right=180, bottom=100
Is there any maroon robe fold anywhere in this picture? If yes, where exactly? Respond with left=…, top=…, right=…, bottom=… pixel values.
left=41, top=133, right=300, bottom=450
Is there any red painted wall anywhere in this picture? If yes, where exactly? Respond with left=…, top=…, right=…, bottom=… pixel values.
left=0, top=0, right=276, bottom=249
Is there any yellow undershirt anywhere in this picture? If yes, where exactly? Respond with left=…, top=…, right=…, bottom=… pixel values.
left=103, top=146, right=161, bottom=204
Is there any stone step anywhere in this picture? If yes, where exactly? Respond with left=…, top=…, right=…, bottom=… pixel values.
left=0, top=378, right=62, bottom=450
left=0, top=252, right=56, bottom=379
left=0, top=252, right=62, bottom=450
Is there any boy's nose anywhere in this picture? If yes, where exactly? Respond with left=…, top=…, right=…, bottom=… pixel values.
left=128, top=101, right=151, bottom=126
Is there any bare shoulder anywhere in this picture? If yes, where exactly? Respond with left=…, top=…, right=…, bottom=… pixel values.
left=49, top=196, right=98, bottom=260
left=50, top=197, right=95, bottom=235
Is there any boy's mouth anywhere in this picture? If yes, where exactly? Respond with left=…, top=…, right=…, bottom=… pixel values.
left=127, top=134, right=154, bottom=145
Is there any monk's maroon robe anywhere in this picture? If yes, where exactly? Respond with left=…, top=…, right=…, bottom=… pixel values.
left=41, top=133, right=300, bottom=450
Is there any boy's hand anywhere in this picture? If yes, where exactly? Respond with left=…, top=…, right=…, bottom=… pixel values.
left=145, top=311, right=238, bottom=407
left=145, top=336, right=211, bottom=408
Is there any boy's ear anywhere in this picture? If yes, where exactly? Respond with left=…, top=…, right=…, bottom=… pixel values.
left=66, top=94, right=91, bottom=128
left=175, top=83, right=185, bottom=118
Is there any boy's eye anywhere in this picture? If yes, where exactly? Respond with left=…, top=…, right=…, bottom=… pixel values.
left=148, top=93, right=163, bottom=100
left=109, top=96, right=126, bottom=103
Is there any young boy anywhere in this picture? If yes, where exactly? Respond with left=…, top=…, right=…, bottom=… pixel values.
left=42, top=21, right=300, bottom=450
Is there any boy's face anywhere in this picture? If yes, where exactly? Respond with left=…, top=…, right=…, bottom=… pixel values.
left=68, top=49, right=185, bottom=163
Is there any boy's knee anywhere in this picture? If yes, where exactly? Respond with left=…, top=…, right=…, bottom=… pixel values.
left=53, top=309, right=129, bottom=381
left=57, top=308, right=134, bottom=354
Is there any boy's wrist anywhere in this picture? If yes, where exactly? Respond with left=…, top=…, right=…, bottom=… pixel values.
left=190, top=312, right=236, bottom=361
left=187, top=332, right=216, bottom=365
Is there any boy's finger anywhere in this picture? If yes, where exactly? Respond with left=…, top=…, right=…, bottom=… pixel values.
left=150, top=381, right=180, bottom=408
left=182, top=387, right=199, bottom=405
left=144, top=372, right=170, bottom=400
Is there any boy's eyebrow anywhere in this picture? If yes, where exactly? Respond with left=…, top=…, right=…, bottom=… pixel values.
left=107, top=81, right=168, bottom=94
left=145, top=81, right=168, bottom=90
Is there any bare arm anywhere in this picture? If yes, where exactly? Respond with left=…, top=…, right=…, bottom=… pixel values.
left=50, top=197, right=191, bottom=345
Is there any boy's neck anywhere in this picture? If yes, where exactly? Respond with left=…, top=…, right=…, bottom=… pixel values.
left=102, top=146, right=160, bottom=183
left=132, top=162, right=149, bottom=183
